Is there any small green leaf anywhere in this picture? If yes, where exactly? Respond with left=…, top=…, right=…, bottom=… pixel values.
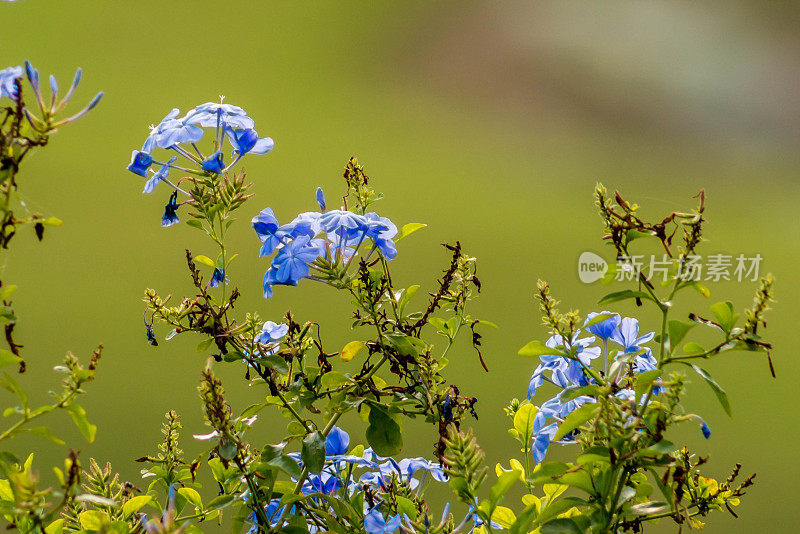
left=540, top=518, right=583, bottom=534
left=23, top=426, right=65, bottom=445
left=384, top=333, right=419, bottom=357
left=513, top=404, right=537, bottom=441
left=259, top=355, right=289, bottom=374
left=42, top=217, right=63, bottom=226
left=710, top=301, right=739, bottom=334
left=687, top=281, right=710, bottom=298
left=301, top=431, right=326, bottom=474
left=667, top=320, right=694, bottom=351
left=194, top=255, right=216, bottom=268
left=489, top=470, right=519, bottom=507
left=554, top=403, right=600, bottom=441
left=518, top=340, right=564, bottom=358
left=0, top=349, right=21, bottom=369
left=122, top=495, right=153, bottom=517
left=79, top=510, right=107, bottom=530
left=195, top=338, right=214, bottom=353
left=66, top=404, right=97, bottom=443
left=366, top=406, right=403, bottom=456
left=687, top=364, right=732, bottom=417
left=395, top=223, right=426, bottom=243
left=0, top=284, right=17, bottom=300
left=177, top=488, right=202, bottom=510
left=682, top=342, right=705, bottom=355
left=320, top=371, right=350, bottom=390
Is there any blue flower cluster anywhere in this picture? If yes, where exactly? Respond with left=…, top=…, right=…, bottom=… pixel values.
left=253, top=188, right=398, bottom=298
left=246, top=426, right=447, bottom=534
left=526, top=312, right=659, bottom=463
left=126, top=100, right=273, bottom=226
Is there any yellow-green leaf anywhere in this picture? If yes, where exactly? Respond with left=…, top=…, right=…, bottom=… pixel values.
left=340, top=341, right=366, bottom=362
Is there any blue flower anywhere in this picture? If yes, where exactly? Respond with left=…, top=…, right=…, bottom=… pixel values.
left=304, top=471, right=343, bottom=495
left=364, top=212, right=398, bottom=260
left=270, top=235, right=323, bottom=285
left=0, top=66, right=22, bottom=100
left=320, top=209, right=367, bottom=233
left=225, top=127, right=274, bottom=156
left=364, top=508, right=402, bottom=534
left=701, top=421, right=711, bottom=439
left=144, top=108, right=204, bottom=151
left=611, top=317, right=655, bottom=353
left=252, top=208, right=292, bottom=257
left=127, top=150, right=154, bottom=177
left=262, top=268, right=278, bottom=299
left=325, top=426, right=350, bottom=456
left=254, top=321, right=288, bottom=345
left=316, top=187, right=326, bottom=212
left=396, top=458, right=448, bottom=483
left=201, top=151, right=225, bottom=173
left=161, top=191, right=180, bottom=227
left=532, top=422, right=558, bottom=464
left=584, top=311, right=621, bottom=340
left=143, top=156, right=177, bottom=194
left=185, top=102, right=255, bottom=129
left=210, top=268, right=228, bottom=288
left=526, top=332, right=600, bottom=399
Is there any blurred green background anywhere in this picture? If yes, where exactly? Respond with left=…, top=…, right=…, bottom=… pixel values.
left=2, top=1, right=799, bottom=531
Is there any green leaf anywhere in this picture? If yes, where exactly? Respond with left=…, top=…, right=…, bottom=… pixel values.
left=185, top=219, right=205, bottom=230
left=195, top=338, right=214, bottom=353
left=259, top=355, right=289, bottom=374
left=0, top=285, right=17, bottom=300
left=178, top=487, right=202, bottom=510
left=45, top=519, right=64, bottom=534
left=540, top=518, right=584, bottom=534
left=518, top=340, right=564, bottom=358
left=340, top=341, right=365, bottom=362
left=122, top=495, right=152, bottom=518
left=508, top=503, right=539, bottom=534
left=687, top=364, right=732, bottom=417
left=265, top=454, right=301, bottom=479
left=686, top=281, right=710, bottom=298
left=194, top=255, right=216, bottom=268
left=667, top=320, right=694, bottom=351
left=397, top=285, right=419, bottom=315
left=79, top=510, right=107, bottom=530
left=682, top=342, right=705, bottom=355
left=23, top=426, right=65, bottom=445
left=320, top=371, right=350, bottom=390
left=66, top=404, right=97, bottom=443
left=395, top=223, right=426, bottom=243
left=301, top=431, right=326, bottom=474
left=710, top=301, right=739, bottom=334
left=206, top=494, right=235, bottom=511
left=489, top=470, right=519, bottom=507
left=42, top=217, right=63, bottom=226
left=598, top=290, right=652, bottom=305
left=513, top=404, right=537, bottom=441
left=0, top=350, right=21, bottom=369
left=384, top=333, right=419, bottom=357
left=366, top=406, right=403, bottom=456
left=554, top=403, right=600, bottom=441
